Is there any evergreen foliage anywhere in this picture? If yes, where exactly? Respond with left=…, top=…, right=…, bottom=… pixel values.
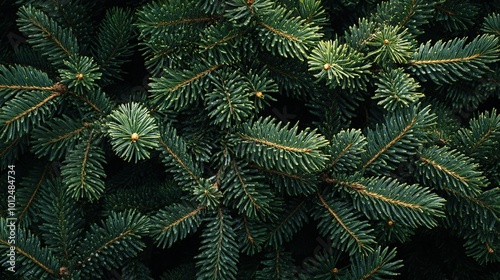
left=0, top=0, right=499, bottom=279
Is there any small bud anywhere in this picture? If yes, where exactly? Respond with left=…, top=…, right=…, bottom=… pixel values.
left=331, top=267, right=339, bottom=274
left=388, top=220, right=394, bottom=227
left=247, top=0, right=254, bottom=4
left=53, top=82, right=68, bottom=94
left=255, top=91, right=264, bottom=98
left=323, top=63, right=331, bottom=70
left=383, top=39, right=390, bottom=45
left=131, top=133, right=139, bottom=142
left=488, top=247, right=494, bottom=254
left=59, top=266, right=70, bottom=277
left=75, top=73, right=84, bottom=80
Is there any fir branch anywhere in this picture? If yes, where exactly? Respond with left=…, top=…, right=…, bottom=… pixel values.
left=154, top=16, right=217, bottom=26
left=453, top=109, right=500, bottom=158
left=308, top=39, right=371, bottom=92
left=221, top=160, right=273, bottom=217
left=0, top=90, right=62, bottom=141
left=313, top=192, right=376, bottom=255
left=5, top=92, right=60, bottom=126
left=149, top=64, right=222, bottom=110
left=442, top=187, right=499, bottom=237
left=159, top=123, right=203, bottom=188
left=0, top=219, right=59, bottom=277
left=348, top=246, right=403, bottom=279
left=31, top=115, right=89, bottom=160
left=364, top=116, right=416, bottom=169
left=150, top=203, right=204, bottom=249
left=195, top=208, right=239, bottom=280
left=317, top=192, right=364, bottom=247
left=266, top=200, right=308, bottom=249
left=408, top=34, right=500, bottom=84
left=106, top=102, right=160, bottom=163
left=251, top=164, right=317, bottom=196
left=372, top=0, right=437, bottom=35
left=92, top=7, right=134, bottom=84
left=75, top=210, right=150, bottom=277
left=236, top=116, right=329, bottom=173
left=415, top=145, right=487, bottom=196
left=255, top=249, right=297, bottom=280
left=38, top=179, right=84, bottom=263
left=17, top=166, right=48, bottom=223
left=362, top=104, right=435, bottom=172
left=335, top=176, right=446, bottom=228
left=17, top=5, right=79, bottom=68
left=482, top=13, right=500, bottom=36
left=327, top=129, right=367, bottom=172
left=160, top=137, right=200, bottom=183
left=61, top=130, right=106, bottom=201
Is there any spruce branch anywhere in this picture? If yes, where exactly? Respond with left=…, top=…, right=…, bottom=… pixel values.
left=31, top=115, right=89, bottom=161
left=106, top=102, right=160, bottom=163
left=17, top=5, right=79, bottom=68
left=92, top=7, right=135, bottom=85
left=236, top=116, right=329, bottom=174
left=415, top=145, right=488, bottom=196
left=149, top=64, right=222, bottom=111
left=61, top=130, right=106, bottom=201
left=348, top=246, right=403, bottom=279
left=150, top=203, right=204, bottom=249
left=265, top=199, right=308, bottom=249
left=482, top=12, right=500, bottom=36
left=313, top=192, right=376, bottom=255
left=408, top=34, right=500, bottom=84
left=327, top=129, right=367, bottom=173
left=373, top=68, right=424, bottom=110
left=0, top=89, right=62, bottom=141
left=372, top=0, right=438, bottom=35
left=255, top=249, right=297, bottom=280
left=362, top=104, right=436, bottom=172
left=0, top=64, right=54, bottom=103
left=308, top=39, right=371, bottom=92
left=329, top=176, right=446, bottom=228
left=0, top=219, right=59, bottom=278
left=75, top=210, right=150, bottom=278
left=195, top=208, right=239, bottom=280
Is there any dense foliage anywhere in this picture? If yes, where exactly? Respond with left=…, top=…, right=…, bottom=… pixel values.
left=0, top=0, right=499, bottom=279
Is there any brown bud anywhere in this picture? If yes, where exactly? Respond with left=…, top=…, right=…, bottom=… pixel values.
left=331, top=267, right=339, bottom=274
left=59, top=266, right=70, bottom=276
left=75, top=73, right=84, bottom=80
left=323, top=63, right=331, bottom=70
left=53, top=82, right=68, bottom=94
left=388, top=220, right=394, bottom=227
left=255, top=91, right=264, bottom=98
left=383, top=39, right=390, bottom=45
